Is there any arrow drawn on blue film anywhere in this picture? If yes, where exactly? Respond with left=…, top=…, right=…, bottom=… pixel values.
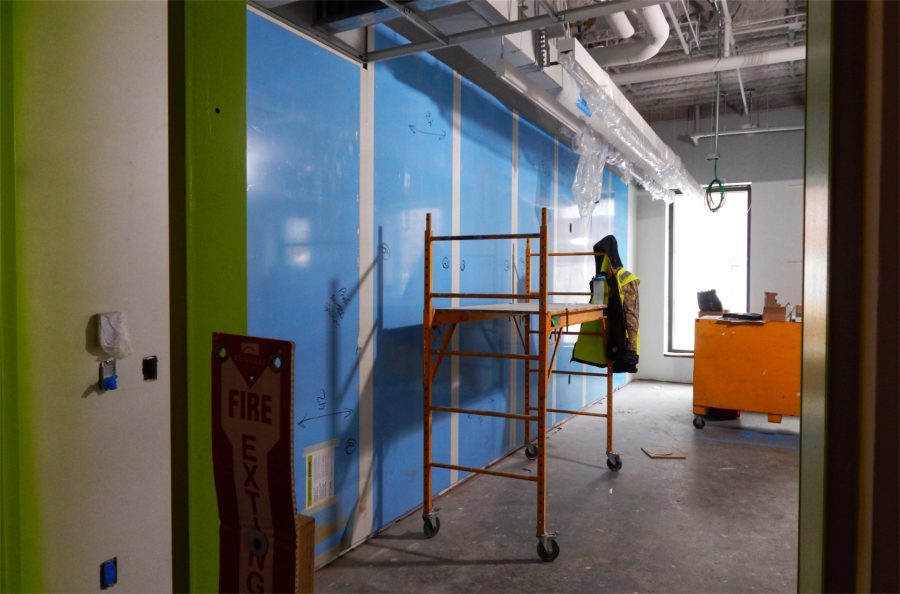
left=408, top=125, right=447, bottom=140
left=298, top=408, right=354, bottom=428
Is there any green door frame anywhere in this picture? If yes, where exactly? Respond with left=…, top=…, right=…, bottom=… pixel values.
left=800, top=1, right=900, bottom=591
left=180, top=2, right=247, bottom=592
left=0, top=2, right=21, bottom=592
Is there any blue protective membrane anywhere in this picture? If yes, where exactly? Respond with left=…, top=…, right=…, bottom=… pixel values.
left=247, top=12, right=361, bottom=558
left=372, top=26, right=454, bottom=527
left=247, top=14, right=632, bottom=554
left=456, top=77, right=514, bottom=474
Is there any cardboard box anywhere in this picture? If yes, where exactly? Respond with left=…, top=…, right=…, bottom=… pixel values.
left=295, top=514, right=315, bottom=594
left=763, top=292, right=787, bottom=322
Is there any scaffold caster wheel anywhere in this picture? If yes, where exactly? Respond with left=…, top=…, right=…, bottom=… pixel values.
left=525, top=443, right=537, bottom=460
left=537, top=537, right=560, bottom=562
left=423, top=514, right=440, bottom=539
left=606, top=452, right=622, bottom=472
left=693, top=415, right=706, bottom=429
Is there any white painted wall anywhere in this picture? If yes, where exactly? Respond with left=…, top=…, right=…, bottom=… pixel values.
left=634, top=107, right=805, bottom=383
left=749, top=180, right=805, bottom=313
left=651, top=106, right=806, bottom=184
left=634, top=194, right=694, bottom=383
left=15, top=2, right=171, bottom=591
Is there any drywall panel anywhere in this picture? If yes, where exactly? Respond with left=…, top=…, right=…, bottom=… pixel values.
left=552, top=143, right=588, bottom=417
left=749, top=180, right=804, bottom=313
left=634, top=194, right=694, bottom=383
left=246, top=12, right=361, bottom=565
left=517, top=122, right=558, bottom=238
left=457, top=77, right=514, bottom=472
left=12, top=2, right=172, bottom=590
left=372, top=27, right=455, bottom=529
left=243, top=21, right=641, bottom=552
left=517, top=119, right=557, bottom=431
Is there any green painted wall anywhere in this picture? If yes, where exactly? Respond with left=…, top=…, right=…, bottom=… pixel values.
left=0, top=2, right=20, bottom=591
left=184, top=3, right=247, bottom=591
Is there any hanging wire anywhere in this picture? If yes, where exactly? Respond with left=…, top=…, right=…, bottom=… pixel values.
left=705, top=159, right=726, bottom=212
left=705, top=6, right=727, bottom=213
left=705, top=72, right=726, bottom=212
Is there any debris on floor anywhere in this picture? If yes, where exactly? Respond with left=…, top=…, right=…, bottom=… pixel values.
left=641, top=446, right=687, bottom=459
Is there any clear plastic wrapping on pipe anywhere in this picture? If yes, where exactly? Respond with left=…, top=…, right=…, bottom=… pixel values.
left=605, top=150, right=633, bottom=186
left=559, top=52, right=701, bottom=204
left=572, top=128, right=610, bottom=217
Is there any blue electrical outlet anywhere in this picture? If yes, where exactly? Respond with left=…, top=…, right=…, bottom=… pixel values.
left=100, top=557, right=117, bottom=589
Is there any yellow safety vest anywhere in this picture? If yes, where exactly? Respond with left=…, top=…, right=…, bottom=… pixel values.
left=572, top=261, right=640, bottom=368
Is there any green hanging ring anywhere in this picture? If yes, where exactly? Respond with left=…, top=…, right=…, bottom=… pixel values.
left=705, top=177, right=726, bottom=212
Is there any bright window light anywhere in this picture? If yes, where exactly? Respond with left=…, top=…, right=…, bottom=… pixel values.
left=668, top=187, right=750, bottom=352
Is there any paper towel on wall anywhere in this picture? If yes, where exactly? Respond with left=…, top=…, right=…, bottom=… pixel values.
left=98, top=312, right=133, bottom=359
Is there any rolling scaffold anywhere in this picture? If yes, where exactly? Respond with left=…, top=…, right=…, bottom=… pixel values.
left=421, top=207, right=620, bottom=562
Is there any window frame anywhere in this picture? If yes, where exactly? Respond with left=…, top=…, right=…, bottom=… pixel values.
left=666, top=184, right=752, bottom=354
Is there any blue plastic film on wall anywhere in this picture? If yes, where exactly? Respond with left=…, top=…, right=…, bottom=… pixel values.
left=372, top=26, right=454, bottom=530
left=246, top=11, right=637, bottom=549
left=551, top=142, right=587, bottom=417
left=517, top=119, right=557, bottom=245
left=246, top=12, right=361, bottom=560
left=457, top=77, right=514, bottom=472
left=581, top=168, right=630, bottom=391
left=517, top=119, right=557, bottom=432
left=584, top=169, right=629, bottom=265
left=611, top=172, right=629, bottom=267
left=610, top=171, right=630, bottom=390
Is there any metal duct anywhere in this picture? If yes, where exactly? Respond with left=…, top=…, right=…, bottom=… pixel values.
left=588, top=4, right=670, bottom=67
left=611, top=45, right=806, bottom=85
left=365, top=0, right=668, bottom=62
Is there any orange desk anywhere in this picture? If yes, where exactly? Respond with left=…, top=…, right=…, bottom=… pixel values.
left=692, top=318, right=801, bottom=428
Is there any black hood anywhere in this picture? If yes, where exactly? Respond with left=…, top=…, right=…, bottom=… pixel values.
left=594, top=235, right=622, bottom=275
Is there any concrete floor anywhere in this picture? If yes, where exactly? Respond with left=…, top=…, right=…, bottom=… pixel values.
left=317, top=380, right=799, bottom=593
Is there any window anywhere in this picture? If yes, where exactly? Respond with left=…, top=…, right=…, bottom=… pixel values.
left=668, top=186, right=750, bottom=353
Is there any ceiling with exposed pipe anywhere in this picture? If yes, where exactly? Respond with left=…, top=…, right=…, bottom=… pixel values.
left=250, top=0, right=806, bottom=125
left=582, top=0, right=807, bottom=120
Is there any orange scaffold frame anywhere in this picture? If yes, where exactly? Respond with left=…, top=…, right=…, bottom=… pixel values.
left=421, top=207, right=618, bottom=562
